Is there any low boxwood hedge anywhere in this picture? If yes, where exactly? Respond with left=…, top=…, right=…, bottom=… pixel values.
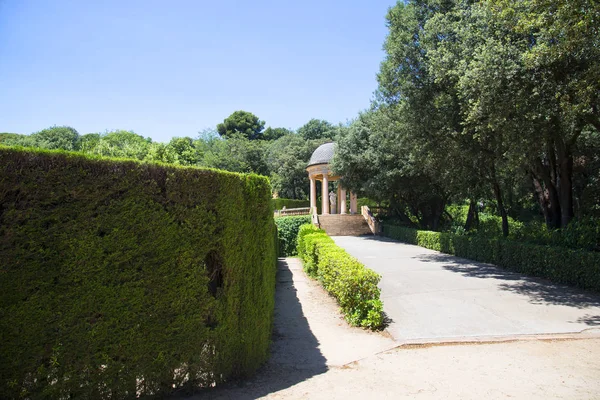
left=382, top=224, right=600, bottom=293
left=274, top=215, right=312, bottom=256
left=296, top=224, right=384, bottom=329
left=0, top=147, right=277, bottom=399
left=271, top=198, right=310, bottom=210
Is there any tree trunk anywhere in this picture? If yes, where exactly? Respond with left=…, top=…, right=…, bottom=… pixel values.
left=556, top=139, right=574, bottom=227
left=531, top=174, right=551, bottom=226
left=534, top=157, right=562, bottom=229
left=491, top=167, right=509, bottom=237
left=464, top=199, right=479, bottom=231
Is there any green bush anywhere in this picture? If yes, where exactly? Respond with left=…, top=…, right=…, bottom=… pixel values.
left=0, top=147, right=277, bottom=399
left=271, top=198, right=310, bottom=210
left=274, top=215, right=312, bottom=256
left=382, top=224, right=600, bottom=293
left=296, top=224, right=384, bottom=329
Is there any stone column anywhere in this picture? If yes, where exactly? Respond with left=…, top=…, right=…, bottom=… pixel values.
left=350, top=192, right=357, bottom=214
left=336, top=185, right=341, bottom=214
left=340, top=187, right=347, bottom=214
left=321, top=175, right=329, bottom=215
left=309, top=175, right=317, bottom=213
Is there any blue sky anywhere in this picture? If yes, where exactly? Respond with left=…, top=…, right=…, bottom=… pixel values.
left=0, top=0, right=397, bottom=142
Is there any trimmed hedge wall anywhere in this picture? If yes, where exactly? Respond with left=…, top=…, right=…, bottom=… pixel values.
left=274, top=215, right=312, bottom=256
left=0, top=147, right=277, bottom=399
left=271, top=198, right=310, bottom=211
left=297, top=224, right=384, bottom=329
left=382, top=224, right=600, bottom=293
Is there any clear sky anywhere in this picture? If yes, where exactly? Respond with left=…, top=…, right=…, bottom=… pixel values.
left=0, top=0, right=397, bottom=142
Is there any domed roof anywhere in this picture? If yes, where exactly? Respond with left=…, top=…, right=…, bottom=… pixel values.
left=307, top=142, right=336, bottom=167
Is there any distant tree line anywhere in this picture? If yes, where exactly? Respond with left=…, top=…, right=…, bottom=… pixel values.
left=0, top=112, right=343, bottom=200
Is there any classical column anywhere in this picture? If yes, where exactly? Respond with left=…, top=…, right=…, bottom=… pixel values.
left=336, top=185, right=341, bottom=214
left=350, top=192, right=357, bottom=214
left=321, top=174, right=329, bottom=215
left=340, top=187, right=347, bottom=214
left=309, top=175, right=317, bottom=213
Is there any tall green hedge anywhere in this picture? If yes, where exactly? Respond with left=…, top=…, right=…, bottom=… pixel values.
left=297, top=224, right=384, bottom=329
left=271, top=198, right=310, bottom=210
left=0, top=147, right=277, bottom=399
left=274, top=215, right=312, bottom=256
left=382, top=224, right=600, bottom=293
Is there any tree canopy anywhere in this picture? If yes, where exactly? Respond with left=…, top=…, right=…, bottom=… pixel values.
left=332, top=0, right=600, bottom=234
left=217, top=111, right=266, bottom=140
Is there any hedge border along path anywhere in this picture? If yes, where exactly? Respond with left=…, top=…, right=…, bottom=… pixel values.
left=296, top=224, right=384, bottom=329
left=274, top=215, right=312, bottom=256
left=382, top=224, right=600, bottom=293
left=0, top=146, right=277, bottom=399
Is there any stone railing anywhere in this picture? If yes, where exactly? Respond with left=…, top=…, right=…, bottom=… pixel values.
left=361, top=205, right=381, bottom=235
left=274, top=207, right=311, bottom=217
left=311, top=206, right=320, bottom=227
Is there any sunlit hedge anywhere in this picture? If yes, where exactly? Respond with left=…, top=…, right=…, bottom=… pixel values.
left=297, top=224, right=383, bottom=329
left=383, top=224, right=600, bottom=293
left=274, top=215, right=312, bottom=256
left=0, top=147, right=277, bottom=399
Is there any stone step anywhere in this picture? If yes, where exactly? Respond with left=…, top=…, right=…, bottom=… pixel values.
left=317, top=214, right=372, bottom=236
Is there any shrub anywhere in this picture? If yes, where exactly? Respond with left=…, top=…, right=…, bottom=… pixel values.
left=271, top=198, right=310, bottom=210
left=0, top=147, right=277, bottom=399
left=382, top=224, right=600, bottom=293
left=296, top=224, right=384, bottom=329
left=274, top=215, right=312, bottom=256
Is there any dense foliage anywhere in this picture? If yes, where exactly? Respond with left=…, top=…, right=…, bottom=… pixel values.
left=383, top=224, right=600, bottom=293
left=332, top=0, right=600, bottom=241
left=297, top=224, right=384, bottom=329
left=217, top=111, right=266, bottom=140
left=274, top=216, right=312, bottom=256
left=1, top=112, right=343, bottom=201
left=0, top=147, right=277, bottom=399
left=272, top=198, right=310, bottom=211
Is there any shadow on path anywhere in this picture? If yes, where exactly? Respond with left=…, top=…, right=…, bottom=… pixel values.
left=414, top=252, right=600, bottom=312
left=574, top=314, right=600, bottom=326
left=184, top=259, right=327, bottom=399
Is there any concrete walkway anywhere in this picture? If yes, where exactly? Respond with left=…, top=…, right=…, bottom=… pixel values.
left=332, top=236, right=600, bottom=342
left=187, top=257, right=600, bottom=399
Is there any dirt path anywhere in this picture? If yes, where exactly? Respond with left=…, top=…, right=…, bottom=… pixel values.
left=185, top=258, right=600, bottom=400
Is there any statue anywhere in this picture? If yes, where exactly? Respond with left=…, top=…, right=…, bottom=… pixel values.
left=329, top=190, right=337, bottom=214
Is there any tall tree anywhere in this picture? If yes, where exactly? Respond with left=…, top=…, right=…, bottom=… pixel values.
left=297, top=119, right=335, bottom=141
left=32, top=126, right=80, bottom=151
left=262, top=127, right=293, bottom=141
left=217, top=111, right=265, bottom=140
left=267, top=134, right=329, bottom=199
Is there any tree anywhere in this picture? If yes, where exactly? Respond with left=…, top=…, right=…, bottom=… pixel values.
left=217, top=111, right=265, bottom=140
left=332, top=110, right=453, bottom=230
left=262, top=127, right=293, bottom=141
left=165, top=137, right=201, bottom=165
left=0, top=133, right=37, bottom=147
left=297, top=119, right=335, bottom=141
left=367, top=0, right=599, bottom=234
left=32, top=126, right=80, bottom=151
left=267, top=134, right=329, bottom=199
left=483, top=0, right=600, bottom=228
left=81, top=130, right=151, bottom=160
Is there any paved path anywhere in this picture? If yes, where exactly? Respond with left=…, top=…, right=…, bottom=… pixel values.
left=187, top=257, right=600, bottom=399
left=332, top=236, right=600, bottom=342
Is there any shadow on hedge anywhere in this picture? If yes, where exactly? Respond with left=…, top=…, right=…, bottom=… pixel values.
left=183, top=259, right=327, bottom=399
left=415, top=253, right=600, bottom=310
